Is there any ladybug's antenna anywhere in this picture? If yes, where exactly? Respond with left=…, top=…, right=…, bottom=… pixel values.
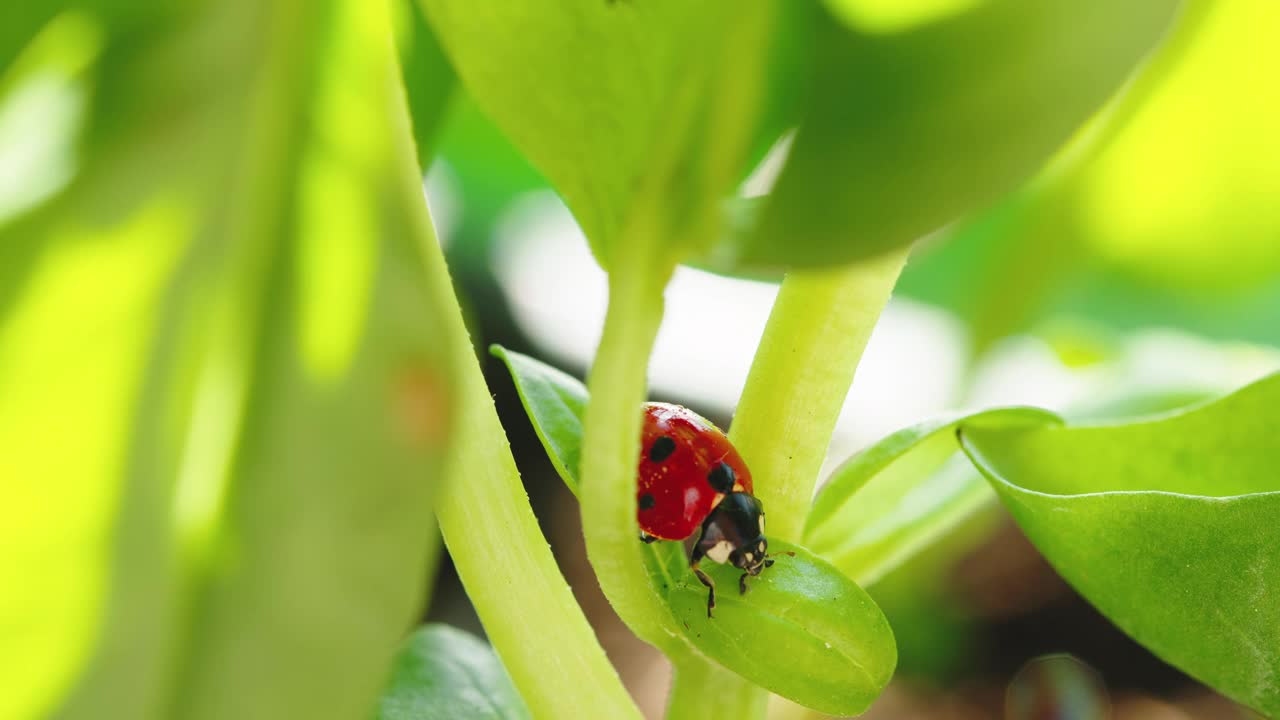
left=764, top=550, right=795, bottom=568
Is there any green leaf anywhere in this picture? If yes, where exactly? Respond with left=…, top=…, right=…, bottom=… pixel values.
left=647, top=540, right=896, bottom=716
left=898, top=2, right=1280, bottom=351
left=419, top=0, right=777, bottom=266
left=2, top=3, right=454, bottom=720
left=960, top=373, right=1280, bottom=717
left=714, top=0, right=1182, bottom=270
left=494, top=345, right=897, bottom=714
left=805, top=407, right=1061, bottom=586
left=489, top=345, right=586, bottom=496
left=394, top=0, right=456, bottom=171
left=0, top=3, right=64, bottom=77
left=377, top=625, right=530, bottom=720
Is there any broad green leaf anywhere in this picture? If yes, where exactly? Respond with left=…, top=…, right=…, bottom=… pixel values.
left=377, top=625, right=530, bottom=720
left=3, top=3, right=454, bottom=720
left=805, top=407, right=1060, bottom=586
left=715, top=0, right=1182, bottom=270
left=960, top=373, right=1280, bottom=717
left=494, top=345, right=897, bottom=713
left=490, top=345, right=586, bottom=496
left=419, top=0, right=777, bottom=266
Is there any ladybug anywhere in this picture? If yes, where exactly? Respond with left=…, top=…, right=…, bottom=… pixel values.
left=636, top=402, right=783, bottom=617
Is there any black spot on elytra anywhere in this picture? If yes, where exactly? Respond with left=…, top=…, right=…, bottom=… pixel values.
left=639, top=493, right=656, bottom=510
left=648, top=436, right=676, bottom=463
left=707, top=462, right=735, bottom=493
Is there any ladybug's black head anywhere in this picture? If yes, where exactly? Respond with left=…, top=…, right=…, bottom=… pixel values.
left=696, top=492, right=769, bottom=573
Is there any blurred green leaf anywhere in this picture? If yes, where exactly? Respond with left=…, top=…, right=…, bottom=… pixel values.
left=490, top=345, right=586, bottom=497
left=377, top=625, right=529, bottom=720
left=898, top=1, right=1280, bottom=351
left=805, top=407, right=1060, bottom=586
left=1068, top=0, right=1280, bottom=292
left=2, top=3, right=453, bottom=720
left=394, top=0, right=455, bottom=171
left=713, top=0, right=1182, bottom=271
left=0, top=4, right=65, bottom=77
left=419, top=0, right=776, bottom=267
left=961, top=373, right=1280, bottom=716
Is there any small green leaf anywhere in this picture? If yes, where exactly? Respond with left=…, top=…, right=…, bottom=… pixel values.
left=490, top=345, right=587, bottom=496
left=651, top=540, right=896, bottom=716
left=960, top=373, right=1280, bottom=717
left=713, top=0, right=1182, bottom=270
left=805, top=407, right=1060, bottom=586
left=378, top=625, right=530, bottom=720
left=495, top=346, right=897, bottom=714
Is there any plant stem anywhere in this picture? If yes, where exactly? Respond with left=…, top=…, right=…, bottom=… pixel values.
left=426, top=259, right=641, bottom=720
left=730, top=248, right=910, bottom=543
left=407, top=106, right=641, bottom=720
left=579, top=253, right=683, bottom=652
left=666, top=659, right=769, bottom=720
left=675, top=249, right=908, bottom=720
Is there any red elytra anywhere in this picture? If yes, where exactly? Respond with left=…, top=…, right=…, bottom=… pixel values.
left=636, top=402, right=753, bottom=541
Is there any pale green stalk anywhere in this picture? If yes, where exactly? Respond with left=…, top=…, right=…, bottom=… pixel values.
left=665, top=657, right=769, bottom=720
left=676, top=248, right=908, bottom=720
left=426, top=259, right=641, bottom=719
left=408, top=104, right=641, bottom=720
left=579, top=244, right=683, bottom=652
left=731, top=249, right=911, bottom=543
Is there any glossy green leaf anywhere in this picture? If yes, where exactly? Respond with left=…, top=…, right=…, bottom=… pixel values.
left=494, top=345, right=897, bottom=714
left=805, top=407, right=1061, bottom=586
left=490, top=345, right=586, bottom=496
left=645, top=539, right=895, bottom=716
left=960, top=373, right=1280, bottom=716
left=715, top=0, right=1182, bottom=270
left=377, top=625, right=529, bottom=720
left=419, top=0, right=776, bottom=266
left=2, top=3, right=454, bottom=720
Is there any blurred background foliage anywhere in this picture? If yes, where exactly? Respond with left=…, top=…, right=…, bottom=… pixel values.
left=2, top=1, right=452, bottom=720
left=1, top=0, right=1277, bottom=718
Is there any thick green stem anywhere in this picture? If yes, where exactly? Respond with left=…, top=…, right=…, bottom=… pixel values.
left=666, top=659, right=769, bottom=720
left=730, top=249, right=910, bottom=543
left=676, top=249, right=908, bottom=720
left=579, top=255, right=682, bottom=652
left=410, top=122, right=640, bottom=720
left=426, top=259, right=640, bottom=719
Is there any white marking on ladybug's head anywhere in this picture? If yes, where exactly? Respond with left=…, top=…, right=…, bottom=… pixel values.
left=706, top=540, right=733, bottom=564
left=743, top=551, right=754, bottom=563
left=757, top=540, right=766, bottom=554
left=758, top=515, right=765, bottom=533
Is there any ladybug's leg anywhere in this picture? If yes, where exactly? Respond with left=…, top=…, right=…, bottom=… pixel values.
left=739, top=572, right=750, bottom=595
left=691, top=562, right=716, bottom=618
left=639, top=533, right=659, bottom=544
left=688, top=542, right=717, bottom=617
